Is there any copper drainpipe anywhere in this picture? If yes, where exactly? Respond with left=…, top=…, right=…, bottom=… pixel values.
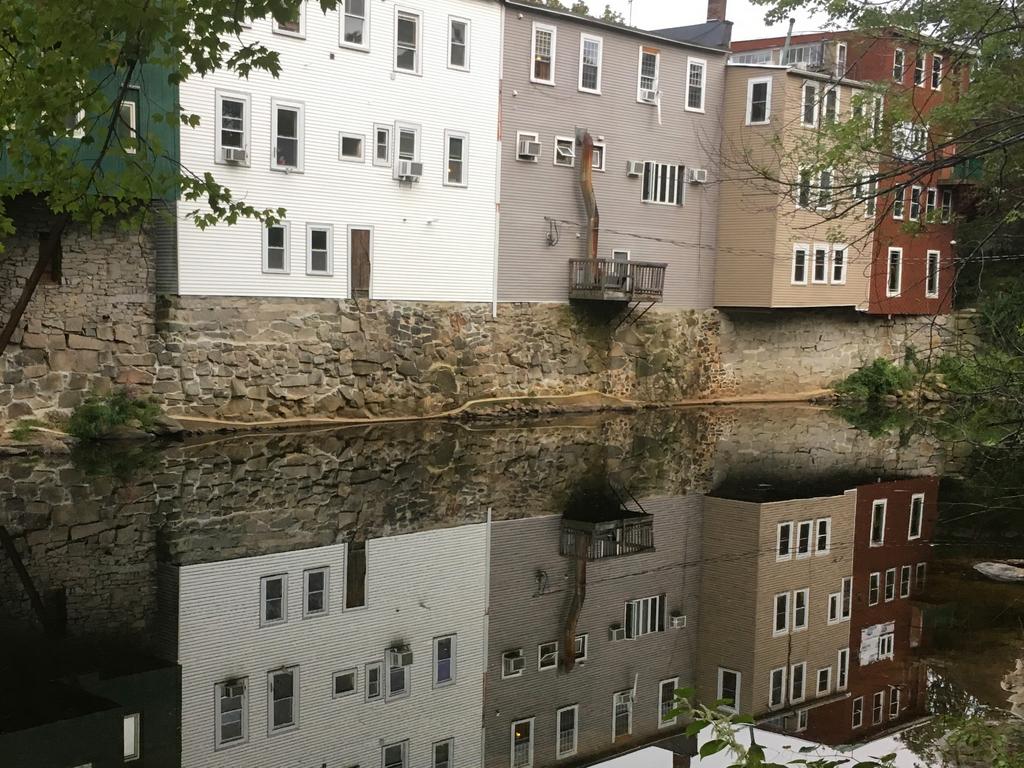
left=577, top=129, right=600, bottom=267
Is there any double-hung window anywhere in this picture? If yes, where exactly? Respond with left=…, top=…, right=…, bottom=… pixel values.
left=365, top=662, right=383, bottom=701
left=638, top=47, right=659, bottom=100
left=717, top=668, right=740, bottom=712
left=852, top=697, right=864, bottom=728
left=341, top=0, right=368, bottom=49
left=394, top=121, right=421, bottom=179
left=433, top=738, right=453, bottom=768
left=557, top=705, right=578, bottom=757
left=868, top=572, right=881, bottom=605
left=909, top=493, right=925, bottom=538
left=769, top=667, right=786, bottom=708
left=613, top=691, right=633, bottom=739
left=889, top=687, right=901, bottom=718
left=884, top=568, right=897, bottom=601
left=686, top=57, right=707, bottom=112
left=793, top=589, right=809, bottom=631
left=872, top=691, right=885, bottom=723
left=395, top=9, right=421, bottom=74
left=841, top=577, right=852, bottom=619
left=216, top=91, right=250, bottom=164
left=837, top=648, right=850, bottom=690
left=871, top=499, right=887, bottom=544
left=383, top=741, right=408, bottom=768
left=578, top=34, right=603, bottom=93
left=625, top=594, right=665, bottom=637
left=387, top=652, right=409, bottom=699
left=893, top=187, right=905, bottom=219
left=216, top=678, right=247, bottom=748
left=272, top=100, right=303, bottom=171
left=941, top=189, right=953, bottom=222
left=773, top=592, right=790, bottom=635
left=812, top=247, right=828, bottom=284
left=801, top=83, right=818, bottom=127
left=926, top=251, right=941, bottom=298
left=790, top=662, right=806, bottom=703
left=444, top=131, right=468, bottom=187
left=792, top=247, right=808, bottom=285
left=532, top=23, right=556, bottom=84
left=817, top=667, right=831, bottom=695
left=306, top=226, right=333, bottom=276
left=823, top=87, right=838, bottom=124
left=909, top=185, right=922, bottom=221
left=831, top=247, right=846, bottom=284
left=641, top=162, right=684, bottom=205
left=449, top=17, right=470, bottom=70
left=303, top=566, right=328, bottom=615
left=373, top=125, right=391, bottom=167
left=926, top=187, right=938, bottom=219
left=817, top=169, right=832, bottom=209
left=893, top=48, right=905, bottom=81
left=797, top=520, right=813, bottom=555
left=777, top=521, right=794, bottom=558
left=746, top=77, right=771, bottom=124
left=659, top=678, right=679, bottom=726
left=434, top=635, right=456, bottom=686
left=932, top=54, right=943, bottom=89
left=797, top=168, right=813, bottom=207
left=916, top=562, right=927, bottom=590
left=914, top=52, right=926, bottom=86
left=835, top=41, right=847, bottom=77
left=268, top=667, right=298, bottom=732
left=511, top=718, right=534, bottom=768
left=260, top=574, right=287, bottom=624
left=900, top=565, right=912, bottom=598
left=887, top=248, right=903, bottom=296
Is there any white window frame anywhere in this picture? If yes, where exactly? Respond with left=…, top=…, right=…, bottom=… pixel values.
left=365, top=661, right=383, bottom=701
left=835, top=41, right=848, bottom=77
left=886, top=247, right=903, bottom=297
left=797, top=708, right=809, bottom=732
left=260, top=573, right=288, bottom=624
left=578, top=33, right=603, bottom=94
left=373, top=124, right=392, bottom=167
left=800, top=81, right=818, bottom=127
left=214, top=90, right=251, bottom=166
left=811, top=246, right=829, bottom=285
left=717, top=668, right=741, bottom=712
left=893, top=48, right=905, bottom=81
left=841, top=576, right=852, bottom=620
left=868, top=572, right=881, bottom=605
left=511, top=717, right=535, bottom=768
left=909, top=185, right=922, bottom=220
left=941, top=189, right=953, bottom=222
left=796, top=520, right=813, bottom=557
left=531, top=22, right=557, bottom=86
left=612, top=690, right=634, bottom=741
left=837, top=648, right=849, bottom=691
left=433, top=738, right=454, bottom=768
left=658, top=678, right=679, bottom=727
left=274, top=4, right=306, bottom=38
left=305, top=224, right=333, bottom=277
left=893, top=186, right=905, bottom=219
left=889, top=687, right=901, bottom=718
left=872, top=690, right=885, bottom=724
left=822, top=85, right=839, bottom=124
left=871, top=499, right=887, bottom=544
left=797, top=167, right=812, bottom=208
left=270, top=99, right=304, bottom=172
left=931, top=53, right=943, bottom=90
left=339, top=132, right=365, bottom=163
left=117, top=98, right=138, bottom=155
left=816, top=168, right=832, bottom=210
left=394, top=120, right=422, bottom=179
left=909, top=493, right=926, bottom=538
left=215, top=678, right=248, bottom=749
left=900, top=565, right=912, bottom=598
left=339, top=0, right=370, bottom=51
left=926, top=187, right=938, bottom=218
left=123, top=713, right=140, bottom=761
left=926, top=251, right=941, bottom=298
left=816, top=666, right=831, bottom=695
left=515, top=130, right=540, bottom=163
left=302, top=565, right=329, bottom=616
left=443, top=130, right=469, bottom=187
left=830, top=245, right=847, bottom=285
left=591, top=141, right=606, bottom=172
left=641, top=161, right=684, bottom=206
left=852, top=697, right=864, bottom=728
left=827, top=592, right=841, bottom=625
left=884, top=568, right=897, bottom=602
left=685, top=57, right=707, bottom=113
left=791, top=245, right=809, bottom=286
left=386, top=653, right=410, bottom=700
left=790, top=662, right=807, bottom=704
left=553, top=135, right=575, bottom=168
left=773, top=591, right=790, bottom=636
left=394, top=7, right=422, bottom=75
left=624, top=594, right=664, bottom=638
left=636, top=47, right=660, bottom=102
left=768, top=667, right=786, bottom=709
left=448, top=16, right=470, bottom=72
left=383, top=740, right=409, bottom=768
left=793, top=588, right=809, bottom=631
left=777, top=520, right=794, bottom=559
left=745, top=76, right=772, bottom=125
left=914, top=52, right=926, bottom=86
left=267, top=666, right=299, bottom=734
left=434, top=634, right=457, bottom=688
left=502, top=649, right=524, bottom=679
left=574, top=634, right=588, bottom=662
left=332, top=668, right=358, bottom=699
left=556, top=705, right=579, bottom=758
left=538, top=641, right=558, bottom=671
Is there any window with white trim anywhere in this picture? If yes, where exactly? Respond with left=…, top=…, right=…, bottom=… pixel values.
left=579, top=33, right=603, bottom=93
left=900, top=565, right=912, bottom=598
left=444, top=131, right=467, bottom=187
left=591, top=142, right=606, bottom=171
left=884, top=568, right=897, bottom=601
left=914, top=52, right=926, bottom=86
left=797, top=708, right=809, bottom=732
left=275, top=5, right=304, bottom=36
left=554, top=136, right=575, bottom=167
left=769, top=667, right=786, bottom=709
left=332, top=669, right=357, bottom=698
left=909, top=493, right=925, bottom=538
left=909, top=185, right=922, bottom=220
left=434, top=635, right=456, bottom=686
left=394, top=121, right=421, bottom=177
left=717, top=668, right=740, bottom=712
left=365, top=662, right=383, bottom=701
left=557, top=705, right=578, bottom=757
left=746, top=77, right=771, bottom=124
left=835, top=41, right=847, bottom=77
left=532, top=23, right=556, bottom=84
left=123, top=713, right=140, bottom=761
left=887, top=247, right=903, bottom=297
left=773, top=592, right=789, bottom=635
left=777, top=521, right=794, bottom=558
left=449, top=17, right=469, bottom=70
left=641, top=162, right=684, bottom=205
left=387, top=651, right=409, bottom=699
left=800, top=82, right=818, bottom=127
left=872, top=691, right=885, bottom=724
left=831, top=247, right=846, bottom=284
left=268, top=667, right=298, bottom=732
left=659, top=678, right=679, bottom=726
left=383, top=741, right=408, bottom=768
left=272, top=101, right=303, bottom=170
left=893, top=186, right=905, bottom=219
left=638, top=47, right=660, bottom=100
left=574, top=634, right=588, bottom=662
left=538, top=641, right=558, bottom=670
left=433, top=738, right=453, bottom=768
left=216, top=91, right=250, bottom=164
left=852, top=697, right=864, bottom=728
left=793, top=589, right=809, bottom=631
left=625, top=594, right=665, bottom=637
left=864, top=175, right=878, bottom=217
left=869, top=572, right=880, bottom=605
left=932, top=53, right=943, bottom=89
left=837, top=648, right=849, bottom=690
left=502, top=649, right=524, bottom=679
left=889, top=687, right=901, bottom=718
left=792, top=245, right=808, bottom=285
left=871, top=95, right=884, bottom=137
left=790, top=662, right=806, bottom=703
left=812, top=246, right=828, bottom=284
left=796, top=520, right=813, bottom=556
left=511, top=718, right=533, bottom=768
left=817, top=666, right=831, bottom=695
left=841, top=577, right=852, bottom=619
left=260, top=573, right=287, bottom=623
left=817, top=169, right=832, bottom=209
left=515, top=130, right=539, bottom=162
left=116, top=97, right=138, bottom=155
left=341, top=0, right=368, bottom=49
left=822, top=86, right=838, bottom=124
left=797, top=168, right=812, bottom=207
left=893, top=48, right=905, bottom=81
left=686, top=57, right=706, bottom=111
left=612, top=691, right=633, bottom=740
left=941, top=189, right=953, bottom=222
left=395, top=9, right=421, bottom=73
left=339, top=132, right=364, bottom=162
left=871, top=499, right=887, bottom=543
left=373, top=124, right=391, bottom=167
left=926, top=187, right=938, bottom=218
left=828, top=592, right=840, bottom=623
left=303, top=566, right=329, bottom=614
left=216, top=678, right=247, bottom=748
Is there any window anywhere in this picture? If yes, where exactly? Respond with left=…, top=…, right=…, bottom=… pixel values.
left=801, top=83, right=818, bottom=127
left=659, top=678, right=679, bottom=726
left=444, top=131, right=468, bottom=187
left=900, top=565, right=912, bottom=598
left=893, top=48, right=905, bottom=81
left=916, top=562, right=927, bottom=590
left=795, top=521, right=812, bottom=556
left=117, top=98, right=138, bottom=155
left=817, top=667, right=831, bottom=695
left=383, top=741, right=408, bottom=768
left=823, top=87, right=838, bottom=124
left=395, top=9, right=421, bottom=73
left=538, top=641, right=558, bottom=671
left=790, top=662, right=806, bottom=703
left=216, top=679, right=247, bottom=748
left=717, top=668, right=740, bottom=711
left=216, top=91, right=250, bottom=164
left=871, top=499, right=887, bottom=544
left=769, top=667, right=786, bottom=708
left=625, top=594, right=665, bottom=637
left=434, top=635, right=456, bottom=686
left=887, top=249, right=903, bottom=295
left=532, top=23, right=556, bottom=84
left=837, top=648, right=849, bottom=690
left=373, top=124, right=391, bottom=167
left=613, top=691, right=634, bottom=740
left=914, top=52, right=926, bottom=86
left=815, top=518, right=831, bottom=552
left=872, top=691, right=885, bottom=724
left=797, top=168, right=812, bottom=207
left=339, top=132, right=364, bottom=162
left=793, top=589, right=809, bottom=631
left=579, top=34, right=603, bottom=93
left=908, top=493, right=925, bottom=538
left=829, top=245, right=848, bottom=284
left=365, top=662, right=383, bottom=701
left=828, top=592, right=840, bottom=624
left=557, top=705, right=578, bottom=757
left=797, top=708, right=809, bottom=732
left=941, top=189, right=953, bottom=222
left=268, top=667, right=297, bottom=732
left=864, top=176, right=878, bottom=217
left=852, top=697, right=864, bottom=728
left=433, top=739, right=453, bottom=768
left=746, top=77, right=771, bottom=124
left=841, top=577, right=852, bottom=620
left=591, top=142, right=606, bottom=171
left=641, top=162, right=684, bottom=205
left=394, top=121, right=421, bottom=178
left=574, top=634, right=588, bottom=662
left=511, top=718, right=534, bottom=768
left=638, top=47, right=660, bottom=99
left=868, top=572, right=880, bottom=605
left=272, top=101, right=303, bottom=170
left=686, top=57, right=707, bottom=111
left=817, top=169, right=832, bottom=209
left=449, top=17, right=469, bottom=70
left=884, top=568, right=897, bottom=601
left=893, top=187, right=905, bottom=219
left=792, top=247, right=808, bottom=286
left=926, top=187, right=938, bottom=218
left=387, top=653, right=409, bottom=699
left=341, top=0, right=368, bottom=48
left=932, top=54, right=943, bottom=89
left=909, top=185, right=921, bottom=221
left=851, top=89, right=864, bottom=121
left=871, top=95, right=884, bottom=137
left=123, top=713, right=140, bottom=760
left=812, top=248, right=828, bottom=285
left=774, top=592, right=790, bottom=635
left=552, top=136, right=575, bottom=167
left=345, top=540, right=367, bottom=609
left=260, top=574, right=287, bottom=624
left=889, top=687, right=901, bottom=718
left=275, top=5, right=304, bottom=36
left=332, top=669, right=357, bottom=698
left=502, top=649, right=524, bottom=679
left=303, top=566, right=328, bottom=615
left=307, top=226, right=332, bottom=277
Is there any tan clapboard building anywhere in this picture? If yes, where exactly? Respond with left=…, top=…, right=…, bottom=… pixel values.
left=715, top=63, right=876, bottom=309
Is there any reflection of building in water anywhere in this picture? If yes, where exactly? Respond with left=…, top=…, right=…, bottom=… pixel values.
left=158, top=524, right=488, bottom=768
left=483, top=494, right=701, bottom=767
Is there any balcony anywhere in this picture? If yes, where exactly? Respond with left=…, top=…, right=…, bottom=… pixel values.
left=936, top=144, right=983, bottom=185
left=560, top=516, right=655, bottom=560
left=568, top=258, right=667, bottom=303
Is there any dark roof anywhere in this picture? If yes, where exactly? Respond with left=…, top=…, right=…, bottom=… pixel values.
left=653, top=20, right=734, bottom=49
left=709, top=472, right=893, bottom=503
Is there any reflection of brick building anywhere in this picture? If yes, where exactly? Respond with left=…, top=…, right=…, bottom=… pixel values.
left=802, top=478, right=937, bottom=745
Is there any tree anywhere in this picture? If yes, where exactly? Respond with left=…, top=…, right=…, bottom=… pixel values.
left=0, top=1, right=339, bottom=356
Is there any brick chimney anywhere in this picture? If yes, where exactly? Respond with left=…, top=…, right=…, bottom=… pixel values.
left=707, top=0, right=727, bottom=21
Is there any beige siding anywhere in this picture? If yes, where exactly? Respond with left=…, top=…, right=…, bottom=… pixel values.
left=498, top=8, right=728, bottom=308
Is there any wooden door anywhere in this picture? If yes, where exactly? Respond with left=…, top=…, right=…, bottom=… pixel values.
left=350, top=228, right=371, bottom=299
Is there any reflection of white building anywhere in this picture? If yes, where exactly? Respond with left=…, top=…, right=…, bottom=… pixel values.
left=161, top=524, right=487, bottom=768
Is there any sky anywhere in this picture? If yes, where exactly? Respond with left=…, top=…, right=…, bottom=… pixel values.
left=603, top=0, right=832, bottom=42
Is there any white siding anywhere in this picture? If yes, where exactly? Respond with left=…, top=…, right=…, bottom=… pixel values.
left=176, top=1, right=501, bottom=301
left=176, top=524, right=488, bottom=768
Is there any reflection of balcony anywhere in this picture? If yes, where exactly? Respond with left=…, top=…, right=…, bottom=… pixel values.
left=560, top=516, right=655, bottom=560
left=568, top=258, right=666, bottom=303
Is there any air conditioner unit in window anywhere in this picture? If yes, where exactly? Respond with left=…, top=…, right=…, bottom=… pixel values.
left=397, top=160, right=423, bottom=181
left=670, top=614, right=687, bottom=629
left=222, top=147, right=247, bottom=163
left=609, top=624, right=626, bottom=642
left=640, top=89, right=659, bottom=104
left=626, top=160, right=645, bottom=177
left=688, top=168, right=709, bottom=184
left=502, top=651, right=525, bottom=675
left=518, top=138, right=542, bottom=159
left=388, top=647, right=414, bottom=667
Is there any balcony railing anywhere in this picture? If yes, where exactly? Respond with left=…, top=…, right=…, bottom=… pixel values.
left=568, top=258, right=667, bottom=303
left=560, top=517, right=655, bottom=560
